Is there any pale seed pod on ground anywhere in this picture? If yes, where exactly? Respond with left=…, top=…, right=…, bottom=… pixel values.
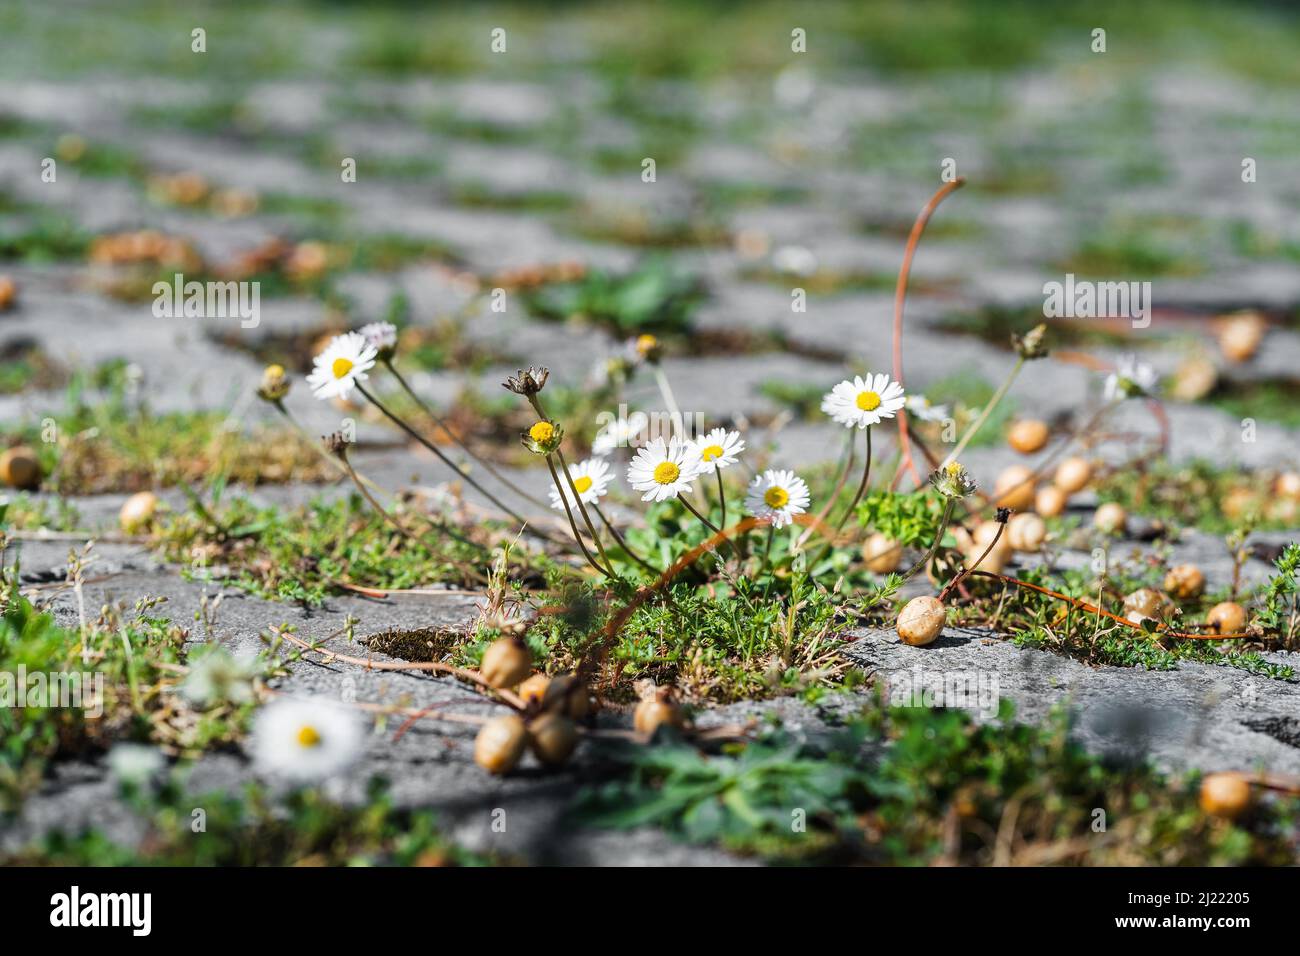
left=543, top=673, right=590, bottom=720
left=897, top=596, right=946, bottom=647
left=1275, top=472, right=1300, bottom=500
left=119, top=490, right=159, bottom=533
left=1054, top=457, right=1092, bottom=495
left=634, top=689, right=684, bottom=736
left=1006, top=512, right=1046, bottom=552
left=1221, top=487, right=1257, bottom=521
left=1217, top=311, right=1266, bottom=364
left=1006, top=419, right=1049, bottom=454
left=963, top=544, right=1005, bottom=575
left=517, top=673, right=550, bottom=707
left=973, top=520, right=1012, bottom=558
left=862, top=532, right=902, bottom=573
left=527, top=712, right=578, bottom=766
left=1093, top=502, right=1127, bottom=535
left=1123, top=588, right=1173, bottom=621
left=1169, top=355, right=1218, bottom=402
left=1199, top=773, right=1251, bottom=819
left=993, top=465, right=1036, bottom=511
left=1163, top=564, right=1205, bottom=599
left=1035, top=485, right=1067, bottom=517
left=1206, top=601, right=1247, bottom=634
left=0, top=275, right=15, bottom=311
left=480, top=637, right=532, bottom=689
left=474, top=714, right=527, bottom=775
left=0, top=445, right=42, bottom=490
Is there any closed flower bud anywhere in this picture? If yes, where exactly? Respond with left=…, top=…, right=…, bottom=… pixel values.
left=521, top=419, right=564, bottom=455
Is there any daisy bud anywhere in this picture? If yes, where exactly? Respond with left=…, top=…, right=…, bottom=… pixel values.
left=629, top=334, right=662, bottom=365
left=358, top=321, right=399, bottom=362
left=521, top=419, right=564, bottom=455
left=1011, top=323, right=1049, bottom=360
left=930, top=461, right=976, bottom=499
left=256, top=363, right=290, bottom=403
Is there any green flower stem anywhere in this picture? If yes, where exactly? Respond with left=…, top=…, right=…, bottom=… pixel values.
left=833, top=424, right=874, bottom=536
left=653, top=366, right=685, bottom=440
left=357, top=382, right=539, bottom=536
left=555, top=447, right=616, bottom=577
left=382, top=358, right=550, bottom=510
left=899, top=496, right=956, bottom=583
left=592, top=503, right=660, bottom=577
left=943, top=355, right=1024, bottom=467
left=714, top=467, right=727, bottom=530
left=545, top=454, right=615, bottom=580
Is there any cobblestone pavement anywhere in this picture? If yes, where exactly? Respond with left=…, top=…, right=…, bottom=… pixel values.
left=0, top=2, right=1298, bottom=863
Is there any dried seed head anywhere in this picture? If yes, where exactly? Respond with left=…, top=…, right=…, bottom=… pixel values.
left=322, top=431, right=350, bottom=459
left=503, top=366, right=550, bottom=396
left=1011, top=323, right=1048, bottom=360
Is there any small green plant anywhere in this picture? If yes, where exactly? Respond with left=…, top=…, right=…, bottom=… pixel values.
left=523, top=261, right=703, bottom=335
left=1257, top=543, right=1300, bottom=645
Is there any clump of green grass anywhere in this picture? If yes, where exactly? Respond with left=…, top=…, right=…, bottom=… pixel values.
left=154, top=493, right=527, bottom=606
left=574, top=702, right=1300, bottom=865
left=0, top=341, right=66, bottom=394
left=523, top=261, right=703, bottom=336
left=3, top=364, right=337, bottom=494
left=1207, top=378, right=1300, bottom=430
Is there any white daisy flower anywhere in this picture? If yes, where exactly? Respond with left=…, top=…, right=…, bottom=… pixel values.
left=1103, top=355, right=1159, bottom=401
left=549, top=457, right=614, bottom=511
left=822, top=373, right=906, bottom=429
left=627, top=436, right=702, bottom=502
left=592, top=411, right=649, bottom=455
left=905, top=394, right=950, bottom=423
left=688, top=427, right=745, bottom=473
left=358, top=321, right=398, bottom=355
left=106, top=743, right=166, bottom=788
left=306, top=332, right=378, bottom=401
left=249, top=697, right=364, bottom=784
left=181, top=645, right=257, bottom=708
left=745, top=468, right=811, bottom=529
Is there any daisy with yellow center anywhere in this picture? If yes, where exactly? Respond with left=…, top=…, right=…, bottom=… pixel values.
left=548, top=457, right=614, bottom=512
left=821, top=372, right=906, bottom=429
left=745, top=469, right=811, bottom=529
left=627, top=436, right=701, bottom=502
left=687, top=427, right=744, bottom=474
left=306, top=332, right=378, bottom=401
left=249, top=698, right=363, bottom=784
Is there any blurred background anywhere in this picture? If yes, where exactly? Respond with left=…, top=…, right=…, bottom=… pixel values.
left=0, top=0, right=1298, bottom=494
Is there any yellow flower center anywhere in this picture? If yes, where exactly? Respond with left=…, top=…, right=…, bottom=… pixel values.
left=572, top=475, right=593, bottom=494
left=653, top=462, right=680, bottom=484
left=296, top=725, right=322, bottom=748
left=856, top=390, right=881, bottom=411
left=331, top=357, right=354, bottom=380
left=636, top=334, right=658, bottom=354
left=266, top=363, right=285, bottom=378
left=946, top=462, right=962, bottom=477
left=701, top=444, right=725, bottom=462
left=529, top=421, right=554, bottom=443
left=764, top=486, right=790, bottom=508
